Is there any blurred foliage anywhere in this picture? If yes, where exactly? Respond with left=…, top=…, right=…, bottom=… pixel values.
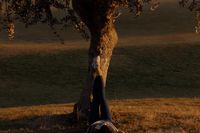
left=0, top=0, right=89, bottom=42
left=179, top=0, right=200, bottom=33
left=0, top=0, right=200, bottom=41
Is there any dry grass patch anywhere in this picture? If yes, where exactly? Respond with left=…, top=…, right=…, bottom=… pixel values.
left=0, top=99, right=200, bottom=133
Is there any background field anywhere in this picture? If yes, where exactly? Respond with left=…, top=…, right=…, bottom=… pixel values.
left=0, top=0, right=200, bottom=132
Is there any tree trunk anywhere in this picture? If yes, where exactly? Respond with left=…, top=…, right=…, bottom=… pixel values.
left=72, top=0, right=119, bottom=120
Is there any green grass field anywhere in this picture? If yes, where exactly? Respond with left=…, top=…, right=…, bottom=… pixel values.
left=0, top=43, right=200, bottom=107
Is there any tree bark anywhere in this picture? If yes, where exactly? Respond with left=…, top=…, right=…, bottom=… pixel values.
left=72, top=0, right=118, bottom=120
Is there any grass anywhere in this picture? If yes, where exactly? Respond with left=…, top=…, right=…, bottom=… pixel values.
left=0, top=45, right=88, bottom=107
left=0, top=0, right=200, bottom=132
left=0, top=43, right=200, bottom=132
left=0, top=42, right=200, bottom=107
left=109, top=43, right=200, bottom=99
left=0, top=99, right=199, bottom=132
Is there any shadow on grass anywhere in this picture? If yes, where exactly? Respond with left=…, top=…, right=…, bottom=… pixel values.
left=0, top=113, right=87, bottom=133
left=0, top=106, right=199, bottom=133
left=108, top=42, right=200, bottom=100
left=0, top=42, right=200, bottom=107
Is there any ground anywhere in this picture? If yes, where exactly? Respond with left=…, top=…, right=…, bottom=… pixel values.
left=0, top=0, right=200, bottom=133
left=0, top=99, right=200, bottom=133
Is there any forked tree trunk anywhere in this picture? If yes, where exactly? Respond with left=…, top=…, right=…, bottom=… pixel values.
left=72, top=0, right=118, bottom=120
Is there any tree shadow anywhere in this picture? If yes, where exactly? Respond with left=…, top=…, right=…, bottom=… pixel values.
left=107, top=42, right=200, bottom=99
left=0, top=42, right=200, bottom=108
left=0, top=113, right=87, bottom=133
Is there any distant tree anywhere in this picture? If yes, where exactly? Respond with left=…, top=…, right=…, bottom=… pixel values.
left=0, top=0, right=199, bottom=120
